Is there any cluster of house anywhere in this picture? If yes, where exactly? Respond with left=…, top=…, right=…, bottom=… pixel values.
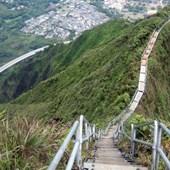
left=21, top=0, right=109, bottom=41
left=103, top=0, right=166, bottom=20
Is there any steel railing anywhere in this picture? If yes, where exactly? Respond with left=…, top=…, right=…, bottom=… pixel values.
left=115, top=120, right=170, bottom=170
left=48, top=115, right=101, bottom=170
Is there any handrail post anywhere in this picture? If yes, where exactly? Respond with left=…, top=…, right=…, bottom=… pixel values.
left=114, top=123, right=119, bottom=139
left=98, top=129, right=103, bottom=138
left=101, top=129, right=104, bottom=137
left=152, top=120, right=159, bottom=170
left=93, top=124, right=96, bottom=140
left=116, top=124, right=120, bottom=139
left=131, top=124, right=136, bottom=160
left=97, top=129, right=100, bottom=139
left=118, top=124, right=122, bottom=140
left=155, top=122, right=162, bottom=170
left=85, top=122, right=89, bottom=150
left=76, top=115, right=83, bottom=168
left=99, top=129, right=101, bottom=139
left=89, top=125, right=92, bottom=142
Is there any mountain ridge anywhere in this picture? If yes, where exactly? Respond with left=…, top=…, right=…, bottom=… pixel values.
left=0, top=6, right=170, bottom=170
left=0, top=7, right=170, bottom=125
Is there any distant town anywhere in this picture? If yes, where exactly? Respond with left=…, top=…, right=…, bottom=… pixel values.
left=103, top=0, right=167, bottom=20
left=21, top=0, right=109, bottom=41
left=2, top=0, right=169, bottom=41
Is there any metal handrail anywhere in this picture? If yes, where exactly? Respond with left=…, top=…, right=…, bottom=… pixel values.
left=66, top=141, right=80, bottom=170
left=133, top=138, right=152, bottom=147
left=48, top=115, right=101, bottom=170
left=157, top=148, right=170, bottom=169
left=48, top=121, right=79, bottom=170
left=160, top=123, right=170, bottom=135
left=116, top=121, right=170, bottom=170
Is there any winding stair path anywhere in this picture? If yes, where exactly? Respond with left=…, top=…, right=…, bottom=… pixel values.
left=87, top=126, right=147, bottom=170
left=83, top=20, right=170, bottom=170
left=47, top=20, right=170, bottom=170
left=0, top=19, right=169, bottom=170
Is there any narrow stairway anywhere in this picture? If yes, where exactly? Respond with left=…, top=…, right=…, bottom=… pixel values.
left=84, top=126, right=147, bottom=170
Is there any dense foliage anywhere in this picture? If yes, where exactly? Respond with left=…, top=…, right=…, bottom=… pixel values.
left=0, top=111, right=69, bottom=170
left=1, top=7, right=170, bottom=125
left=0, top=6, right=170, bottom=169
left=0, top=1, right=57, bottom=64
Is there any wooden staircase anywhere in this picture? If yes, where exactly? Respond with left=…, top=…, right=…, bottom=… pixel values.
left=83, top=126, right=148, bottom=170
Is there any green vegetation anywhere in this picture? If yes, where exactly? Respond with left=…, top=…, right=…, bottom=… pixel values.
left=0, top=1, right=57, bottom=65
left=1, top=7, right=170, bottom=125
left=0, top=112, right=69, bottom=170
left=117, top=7, right=170, bottom=168
left=0, top=6, right=170, bottom=169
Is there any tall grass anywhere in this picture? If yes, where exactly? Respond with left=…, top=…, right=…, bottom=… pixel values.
left=0, top=114, right=68, bottom=170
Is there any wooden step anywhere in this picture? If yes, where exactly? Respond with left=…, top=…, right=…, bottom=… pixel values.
left=96, top=150, right=122, bottom=156
left=96, top=141, right=115, bottom=144
left=95, top=154, right=123, bottom=159
left=92, top=125, right=148, bottom=170
left=83, top=162, right=148, bottom=170
left=95, top=158, right=130, bottom=165
left=96, top=150, right=123, bottom=157
left=96, top=148, right=120, bottom=151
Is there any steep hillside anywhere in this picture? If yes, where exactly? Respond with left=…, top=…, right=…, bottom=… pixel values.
left=0, top=1, right=55, bottom=65
left=137, top=19, right=170, bottom=120
left=0, top=8, right=169, bottom=126
left=0, top=7, right=170, bottom=170
left=0, top=20, right=128, bottom=103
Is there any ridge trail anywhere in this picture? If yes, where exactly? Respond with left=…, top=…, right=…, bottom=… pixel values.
left=48, top=19, right=170, bottom=170
left=83, top=26, right=162, bottom=170
left=86, top=19, right=170, bottom=170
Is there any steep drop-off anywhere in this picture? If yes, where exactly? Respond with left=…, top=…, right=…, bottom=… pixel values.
left=0, top=7, right=170, bottom=170
left=0, top=20, right=128, bottom=103
left=0, top=7, right=170, bottom=126
left=137, top=20, right=170, bottom=120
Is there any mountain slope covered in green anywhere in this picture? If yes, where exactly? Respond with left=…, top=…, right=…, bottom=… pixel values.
left=0, top=0, right=57, bottom=65
left=0, top=7, right=170, bottom=170
left=0, top=20, right=128, bottom=103
left=0, top=7, right=170, bottom=126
